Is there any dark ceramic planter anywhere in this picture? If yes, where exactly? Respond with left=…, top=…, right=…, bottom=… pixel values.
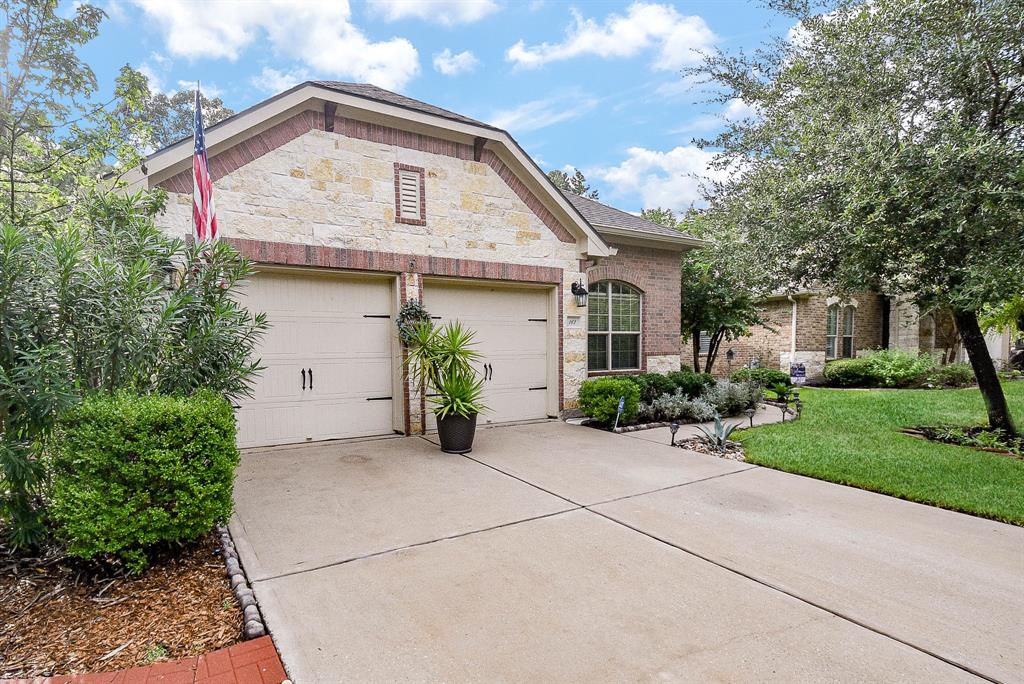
left=437, top=413, right=478, bottom=454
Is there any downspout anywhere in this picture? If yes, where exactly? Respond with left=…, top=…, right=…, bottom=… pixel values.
left=788, top=295, right=798, bottom=360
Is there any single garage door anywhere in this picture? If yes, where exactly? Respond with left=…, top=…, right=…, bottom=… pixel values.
left=235, top=270, right=396, bottom=448
left=423, top=281, right=551, bottom=427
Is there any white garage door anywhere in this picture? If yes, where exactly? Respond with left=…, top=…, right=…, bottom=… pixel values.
left=423, top=281, right=551, bottom=428
left=235, top=270, right=396, bottom=448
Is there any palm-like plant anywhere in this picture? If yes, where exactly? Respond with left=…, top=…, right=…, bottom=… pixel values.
left=694, top=413, right=739, bottom=452
left=404, top=320, right=485, bottom=417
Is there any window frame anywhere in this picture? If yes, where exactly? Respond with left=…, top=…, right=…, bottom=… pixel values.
left=826, top=303, right=856, bottom=359
left=394, top=162, right=426, bottom=226
left=587, top=281, right=642, bottom=372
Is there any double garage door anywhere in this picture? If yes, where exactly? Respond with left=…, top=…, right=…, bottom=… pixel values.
left=235, top=270, right=553, bottom=448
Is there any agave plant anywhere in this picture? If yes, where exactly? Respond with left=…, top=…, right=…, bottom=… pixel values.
left=694, top=413, right=739, bottom=452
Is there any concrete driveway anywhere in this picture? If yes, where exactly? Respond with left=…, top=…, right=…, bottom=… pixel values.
left=229, top=421, right=1024, bottom=683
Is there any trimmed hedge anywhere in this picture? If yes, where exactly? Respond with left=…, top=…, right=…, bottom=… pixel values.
left=578, top=377, right=640, bottom=425
left=730, top=367, right=791, bottom=387
left=627, top=373, right=678, bottom=403
left=49, top=391, right=239, bottom=573
left=666, top=369, right=714, bottom=398
left=823, top=358, right=875, bottom=387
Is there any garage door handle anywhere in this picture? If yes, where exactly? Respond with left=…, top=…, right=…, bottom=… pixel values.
left=301, top=368, right=306, bottom=390
left=308, top=368, right=313, bottom=390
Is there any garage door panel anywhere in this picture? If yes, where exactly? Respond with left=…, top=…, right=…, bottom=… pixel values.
left=236, top=271, right=395, bottom=448
left=424, top=282, right=551, bottom=428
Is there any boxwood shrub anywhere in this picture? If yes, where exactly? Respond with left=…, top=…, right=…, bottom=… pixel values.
left=926, top=362, right=975, bottom=388
left=822, top=358, right=875, bottom=387
left=49, top=391, right=239, bottom=573
left=666, top=368, right=713, bottom=398
left=730, top=367, right=791, bottom=387
left=626, top=372, right=678, bottom=403
left=578, top=377, right=640, bottom=425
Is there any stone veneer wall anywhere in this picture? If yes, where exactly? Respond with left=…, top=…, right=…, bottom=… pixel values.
left=683, top=292, right=885, bottom=380
left=151, top=109, right=591, bottom=423
left=585, top=244, right=682, bottom=375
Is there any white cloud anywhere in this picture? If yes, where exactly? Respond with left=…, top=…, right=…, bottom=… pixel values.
left=673, top=98, right=759, bottom=133
left=250, top=67, right=312, bottom=93
left=367, top=0, right=499, bottom=26
left=489, top=94, right=598, bottom=133
left=506, top=2, right=716, bottom=71
left=180, top=80, right=223, bottom=98
left=433, top=49, right=479, bottom=76
left=130, top=0, right=420, bottom=91
left=588, top=145, right=728, bottom=212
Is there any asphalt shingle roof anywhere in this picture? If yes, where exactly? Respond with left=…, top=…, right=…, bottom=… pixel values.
left=312, top=81, right=497, bottom=130
left=561, top=192, right=699, bottom=242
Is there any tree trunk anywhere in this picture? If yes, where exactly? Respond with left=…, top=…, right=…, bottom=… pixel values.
left=953, top=309, right=1017, bottom=436
left=691, top=330, right=701, bottom=372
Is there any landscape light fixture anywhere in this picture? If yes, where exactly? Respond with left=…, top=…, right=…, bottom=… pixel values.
left=571, top=281, right=589, bottom=307
left=669, top=421, right=680, bottom=446
left=744, top=407, right=756, bottom=428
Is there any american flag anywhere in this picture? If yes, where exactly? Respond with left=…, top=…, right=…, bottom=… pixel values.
left=192, top=86, right=218, bottom=241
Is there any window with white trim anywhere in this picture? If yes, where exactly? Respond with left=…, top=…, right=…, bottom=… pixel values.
left=587, top=281, right=641, bottom=371
left=826, top=304, right=856, bottom=359
left=394, top=164, right=425, bottom=225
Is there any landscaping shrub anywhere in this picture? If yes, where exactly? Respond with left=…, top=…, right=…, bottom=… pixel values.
left=823, top=358, right=875, bottom=387
left=652, top=393, right=716, bottom=422
left=666, top=369, right=714, bottom=398
left=627, top=373, right=678, bottom=404
left=865, top=349, right=934, bottom=387
left=730, top=367, right=791, bottom=387
left=926, top=362, right=976, bottom=388
left=49, top=391, right=239, bottom=573
left=705, top=380, right=762, bottom=416
left=577, top=377, right=640, bottom=425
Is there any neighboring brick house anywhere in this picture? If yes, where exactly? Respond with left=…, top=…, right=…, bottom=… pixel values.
left=681, top=291, right=961, bottom=380
left=124, top=81, right=700, bottom=448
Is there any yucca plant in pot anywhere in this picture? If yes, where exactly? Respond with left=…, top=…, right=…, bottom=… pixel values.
left=404, top=319, right=488, bottom=453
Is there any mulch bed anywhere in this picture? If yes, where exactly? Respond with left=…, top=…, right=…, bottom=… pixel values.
left=675, top=438, right=746, bottom=461
left=901, top=426, right=1023, bottom=459
left=0, top=532, right=242, bottom=678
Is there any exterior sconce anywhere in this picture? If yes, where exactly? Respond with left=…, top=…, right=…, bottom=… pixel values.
left=571, top=281, right=589, bottom=307
left=669, top=421, right=680, bottom=446
left=726, top=348, right=735, bottom=363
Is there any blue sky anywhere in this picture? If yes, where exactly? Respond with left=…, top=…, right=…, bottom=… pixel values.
left=80, top=0, right=789, bottom=214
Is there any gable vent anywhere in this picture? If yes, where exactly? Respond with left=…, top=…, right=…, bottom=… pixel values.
left=394, top=163, right=425, bottom=225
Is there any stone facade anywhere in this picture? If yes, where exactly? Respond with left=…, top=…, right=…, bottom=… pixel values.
left=682, top=292, right=886, bottom=380
left=150, top=106, right=682, bottom=428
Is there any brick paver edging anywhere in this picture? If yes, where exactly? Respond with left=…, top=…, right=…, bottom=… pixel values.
left=0, top=636, right=287, bottom=684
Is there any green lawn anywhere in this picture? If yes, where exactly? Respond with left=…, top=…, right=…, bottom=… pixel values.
left=738, top=382, right=1024, bottom=525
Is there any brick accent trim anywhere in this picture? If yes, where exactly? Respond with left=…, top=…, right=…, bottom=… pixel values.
left=393, top=162, right=426, bottom=226
left=585, top=263, right=650, bottom=293
left=157, top=110, right=325, bottom=194
left=157, top=109, right=577, bottom=246
left=479, top=149, right=574, bottom=244
left=228, top=238, right=563, bottom=284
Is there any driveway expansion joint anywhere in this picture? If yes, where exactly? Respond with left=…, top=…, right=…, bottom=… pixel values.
left=588, top=507, right=1002, bottom=684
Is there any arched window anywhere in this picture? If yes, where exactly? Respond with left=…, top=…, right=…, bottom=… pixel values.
left=587, top=281, right=641, bottom=371
left=826, top=304, right=856, bottom=359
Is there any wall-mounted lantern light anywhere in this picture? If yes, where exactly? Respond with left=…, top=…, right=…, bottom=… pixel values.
left=571, top=281, right=589, bottom=307
left=726, top=348, right=735, bottom=363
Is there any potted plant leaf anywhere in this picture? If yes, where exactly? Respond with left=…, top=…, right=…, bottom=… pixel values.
left=404, top=319, right=488, bottom=453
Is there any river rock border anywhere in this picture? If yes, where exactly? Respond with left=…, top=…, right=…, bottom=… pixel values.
left=218, top=525, right=267, bottom=640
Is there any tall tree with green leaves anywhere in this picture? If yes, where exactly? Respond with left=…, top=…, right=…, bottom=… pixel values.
left=640, top=207, right=679, bottom=228
left=547, top=168, right=599, bottom=199
left=690, top=0, right=1024, bottom=434
left=0, top=0, right=149, bottom=225
left=144, top=87, right=235, bottom=149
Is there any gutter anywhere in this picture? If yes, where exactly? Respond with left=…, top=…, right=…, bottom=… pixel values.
left=592, top=224, right=707, bottom=249
left=788, top=295, right=798, bottom=357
